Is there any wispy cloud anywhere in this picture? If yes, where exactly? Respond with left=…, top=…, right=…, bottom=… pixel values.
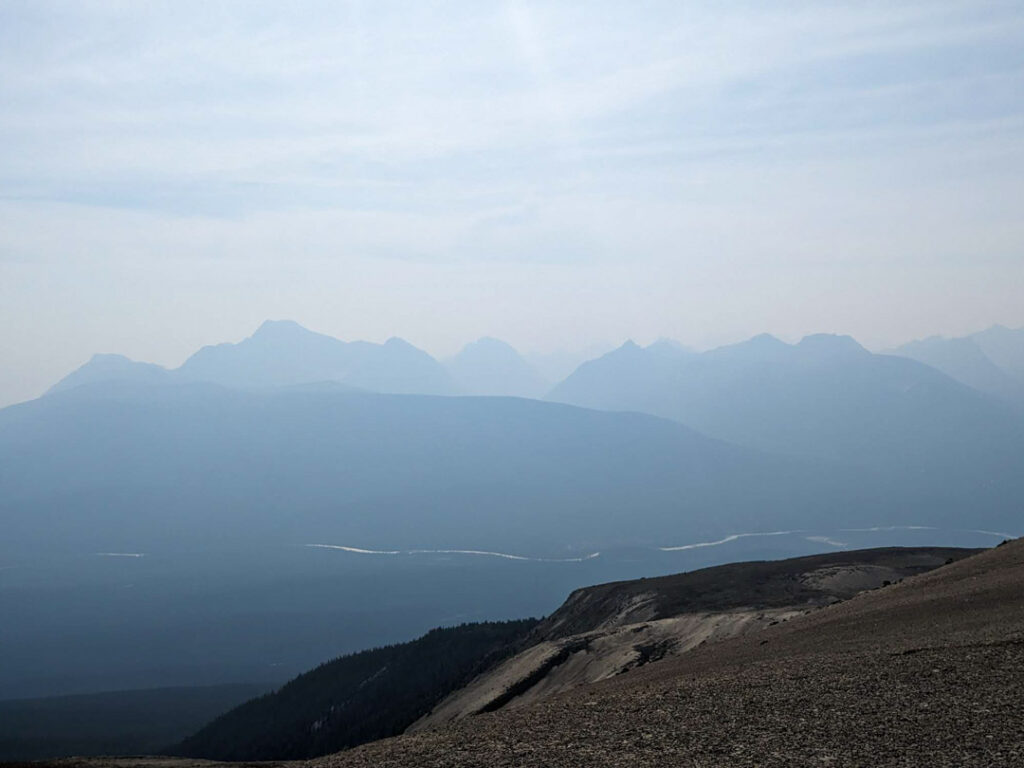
left=1, top=1, right=1023, bottom=406
left=3, top=1, right=1022, bottom=212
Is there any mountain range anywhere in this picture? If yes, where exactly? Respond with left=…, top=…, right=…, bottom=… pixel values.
left=890, top=325, right=1024, bottom=407
left=51, top=320, right=455, bottom=396
left=15, top=321, right=1024, bottom=597
left=48, top=323, right=1024, bottom=461
left=1, top=382, right=882, bottom=559
left=5, top=321, right=1024, bottom=764
left=50, top=321, right=1024, bottom=414
left=547, top=333, right=1024, bottom=498
left=50, top=321, right=554, bottom=399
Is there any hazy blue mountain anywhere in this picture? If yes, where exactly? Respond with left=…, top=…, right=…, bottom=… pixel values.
left=177, top=320, right=355, bottom=388
left=178, top=320, right=454, bottom=394
left=444, top=337, right=547, bottom=397
left=7, top=366, right=1022, bottom=703
left=0, top=383, right=853, bottom=560
left=174, top=620, right=536, bottom=761
left=891, top=326, right=1024, bottom=407
left=544, top=338, right=697, bottom=409
left=48, top=354, right=175, bottom=394
left=48, top=321, right=455, bottom=396
left=969, top=325, right=1024, bottom=381
left=0, top=380, right=900, bottom=699
left=4, top=381, right=1020, bottom=562
left=549, top=333, right=1024, bottom=475
left=526, top=342, right=616, bottom=386
left=646, top=337, right=695, bottom=357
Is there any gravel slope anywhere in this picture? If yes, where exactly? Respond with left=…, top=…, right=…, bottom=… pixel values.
left=411, top=547, right=974, bottom=730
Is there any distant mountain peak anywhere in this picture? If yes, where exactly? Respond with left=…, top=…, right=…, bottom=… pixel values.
left=250, top=319, right=322, bottom=342
left=87, top=352, right=136, bottom=364
left=709, top=333, right=790, bottom=361
left=893, top=326, right=1024, bottom=404
left=749, top=332, right=785, bottom=346
left=444, top=337, right=544, bottom=397
left=255, top=318, right=303, bottom=332
left=646, top=338, right=693, bottom=357
left=47, top=353, right=172, bottom=394
left=463, top=337, right=518, bottom=352
left=597, top=339, right=649, bottom=363
left=797, top=333, right=869, bottom=357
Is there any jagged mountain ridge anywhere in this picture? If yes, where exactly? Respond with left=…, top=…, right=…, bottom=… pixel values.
left=548, top=332, right=1024, bottom=475
left=50, top=320, right=456, bottom=396
left=443, top=337, right=548, bottom=398
left=892, top=325, right=1024, bottom=407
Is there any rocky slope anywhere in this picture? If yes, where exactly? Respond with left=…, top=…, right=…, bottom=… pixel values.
left=314, top=538, right=1023, bottom=767
left=412, top=547, right=972, bottom=729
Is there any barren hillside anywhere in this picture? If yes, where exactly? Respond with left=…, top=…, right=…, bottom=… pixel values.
left=414, top=547, right=971, bottom=729
left=316, top=538, right=1024, bottom=767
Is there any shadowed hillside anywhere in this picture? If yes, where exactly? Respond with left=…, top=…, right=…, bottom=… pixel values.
left=172, top=621, right=535, bottom=761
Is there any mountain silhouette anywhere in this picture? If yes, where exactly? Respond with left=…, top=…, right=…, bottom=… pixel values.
left=548, top=333, right=1024, bottom=478
left=48, top=354, right=175, bottom=394
left=4, top=382, right=1021, bottom=562
left=972, top=325, right=1024, bottom=380
left=0, top=384, right=857, bottom=558
left=893, top=325, right=1024, bottom=407
left=49, top=321, right=456, bottom=396
left=444, top=337, right=547, bottom=397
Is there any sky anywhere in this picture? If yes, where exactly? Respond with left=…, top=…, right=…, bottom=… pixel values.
left=1, top=0, right=1023, bottom=406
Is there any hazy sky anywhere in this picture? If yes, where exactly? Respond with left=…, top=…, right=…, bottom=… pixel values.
left=2, top=0, right=1023, bottom=406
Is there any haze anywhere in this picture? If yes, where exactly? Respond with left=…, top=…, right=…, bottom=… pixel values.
left=2, top=0, right=1024, bottom=408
